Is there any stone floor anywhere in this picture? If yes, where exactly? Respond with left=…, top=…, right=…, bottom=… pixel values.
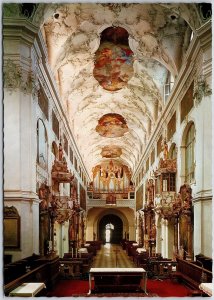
left=91, top=243, right=135, bottom=268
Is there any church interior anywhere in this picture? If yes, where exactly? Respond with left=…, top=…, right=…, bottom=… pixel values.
left=2, top=2, right=213, bottom=297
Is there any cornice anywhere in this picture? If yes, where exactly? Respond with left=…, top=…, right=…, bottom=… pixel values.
left=196, top=20, right=212, bottom=51
left=3, top=18, right=39, bottom=46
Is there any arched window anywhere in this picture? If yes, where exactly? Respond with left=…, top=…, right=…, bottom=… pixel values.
left=37, top=119, right=48, bottom=169
left=185, top=123, right=195, bottom=183
left=52, top=141, right=58, bottom=159
left=169, top=143, right=177, bottom=159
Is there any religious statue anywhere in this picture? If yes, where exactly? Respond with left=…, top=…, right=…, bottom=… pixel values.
left=150, top=224, right=156, bottom=240
left=162, top=140, right=169, bottom=160
left=58, top=142, right=63, bottom=161
left=147, top=179, right=154, bottom=206
left=38, top=182, right=51, bottom=210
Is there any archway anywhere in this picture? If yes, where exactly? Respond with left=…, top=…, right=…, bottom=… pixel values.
left=99, top=214, right=123, bottom=244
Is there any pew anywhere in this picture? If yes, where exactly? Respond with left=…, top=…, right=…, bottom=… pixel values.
left=4, top=254, right=59, bottom=296
left=170, top=258, right=213, bottom=296
left=86, top=241, right=103, bottom=250
left=195, top=254, right=212, bottom=272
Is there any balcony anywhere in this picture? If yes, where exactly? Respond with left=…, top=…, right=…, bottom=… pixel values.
left=86, top=191, right=135, bottom=209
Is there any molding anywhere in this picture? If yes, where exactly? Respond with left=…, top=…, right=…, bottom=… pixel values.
left=192, top=195, right=212, bottom=204
left=3, top=18, right=39, bottom=46
left=4, top=191, right=39, bottom=201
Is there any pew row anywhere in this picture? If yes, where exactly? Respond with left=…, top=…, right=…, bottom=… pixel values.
left=4, top=254, right=59, bottom=296
left=171, top=258, right=212, bottom=296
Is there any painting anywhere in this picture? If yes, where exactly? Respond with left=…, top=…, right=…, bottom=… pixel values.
left=93, top=26, right=134, bottom=91
left=96, top=113, right=128, bottom=137
left=4, top=206, right=20, bottom=249
left=101, top=145, right=122, bottom=158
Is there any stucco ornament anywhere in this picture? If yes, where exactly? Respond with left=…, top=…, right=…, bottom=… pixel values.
left=194, top=76, right=212, bottom=106
left=36, top=3, right=203, bottom=174
left=4, top=60, right=35, bottom=94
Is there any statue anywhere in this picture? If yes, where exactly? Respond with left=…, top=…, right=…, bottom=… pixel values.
left=147, top=179, right=154, bottom=205
left=58, top=143, right=63, bottom=161
left=162, top=140, right=169, bottom=160
left=150, top=224, right=156, bottom=240
left=38, top=182, right=51, bottom=210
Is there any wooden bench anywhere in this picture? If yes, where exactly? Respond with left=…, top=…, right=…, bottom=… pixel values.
left=170, top=258, right=213, bottom=296
left=4, top=255, right=59, bottom=296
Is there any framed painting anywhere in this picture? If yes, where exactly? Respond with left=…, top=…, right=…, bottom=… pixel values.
left=4, top=206, right=20, bottom=249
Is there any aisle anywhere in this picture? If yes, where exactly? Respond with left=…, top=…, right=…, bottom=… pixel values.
left=91, top=243, right=136, bottom=268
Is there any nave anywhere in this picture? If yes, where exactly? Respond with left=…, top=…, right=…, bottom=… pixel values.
left=47, top=243, right=195, bottom=297
left=3, top=3, right=212, bottom=298
left=91, top=243, right=135, bottom=268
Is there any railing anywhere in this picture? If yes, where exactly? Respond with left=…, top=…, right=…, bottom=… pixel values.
left=87, top=198, right=135, bottom=208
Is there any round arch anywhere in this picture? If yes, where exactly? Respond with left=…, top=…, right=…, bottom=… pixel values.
left=180, top=121, right=196, bottom=183
left=99, top=214, right=123, bottom=244
left=86, top=207, right=135, bottom=241
left=169, top=142, right=177, bottom=159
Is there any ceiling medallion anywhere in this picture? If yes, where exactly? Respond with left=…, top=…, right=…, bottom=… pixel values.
left=93, top=26, right=134, bottom=91
left=101, top=145, right=122, bottom=158
left=96, top=113, right=129, bottom=138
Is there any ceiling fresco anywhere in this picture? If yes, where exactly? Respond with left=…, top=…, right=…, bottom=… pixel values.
left=93, top=27, right=134, bottom=91
left=36, top=3, right=202, bottom=177
left=96, top=113, right=129, bottom=138
left=101, top=146, right=122, bottom=159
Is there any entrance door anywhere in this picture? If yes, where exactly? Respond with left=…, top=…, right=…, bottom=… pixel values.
left=99, top=214, right=123, bottom=244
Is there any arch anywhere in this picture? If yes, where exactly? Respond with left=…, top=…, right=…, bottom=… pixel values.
left=180, top=121, right=196, bottom=184
left=37, top=119, right=48, bottom=169
left=86, top=207, right=135, bottom=241
left=52, top=141, right=58, bottom=159
left=169, top=142, right=177, bottom=159
left=99, top=214, right=123, bottom=244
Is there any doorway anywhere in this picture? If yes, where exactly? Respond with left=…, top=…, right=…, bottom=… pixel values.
left=99, top=214, right=123, bottom=244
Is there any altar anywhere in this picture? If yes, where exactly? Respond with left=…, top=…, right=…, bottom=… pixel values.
left=89, top=268, right=147, bottom=294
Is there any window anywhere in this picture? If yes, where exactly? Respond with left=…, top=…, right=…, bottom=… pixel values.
left=63, top=134, right=68, bottom=155
left=37, top=119, right=48, bottom=169
left=151, top=148, right=155, bottom=165
left=157, top=135, right=162, bottom=156
left=164, top=72, right=174, bottom=102
left=185, top=123, right=195, bottom=183
left=38, top=86, right=49, bottom=120
left=70, top=147, right=73, bottom=164
left=169, top=143, right=177, bottom=159
left=146, top=157, right=150, bottom=172
left=52, top=111, right=59, bottom=139
left=162, top=173, right=176, bottom=192
left=180, top=83, right=194, bottom=123
left=167, top=112, right=176, bottom=140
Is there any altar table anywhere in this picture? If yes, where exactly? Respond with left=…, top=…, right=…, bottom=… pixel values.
left=89, top=267, right=147, bottom=294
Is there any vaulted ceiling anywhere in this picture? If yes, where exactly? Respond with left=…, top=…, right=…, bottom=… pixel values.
left=38, top=3, right=202, bottom=177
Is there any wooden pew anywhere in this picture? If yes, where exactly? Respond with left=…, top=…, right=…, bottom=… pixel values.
left=195, top=254, right=212, bottom=272
left=171, top=258, right=213, bottom=296
left=4, top=255, right=59, bottom=296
